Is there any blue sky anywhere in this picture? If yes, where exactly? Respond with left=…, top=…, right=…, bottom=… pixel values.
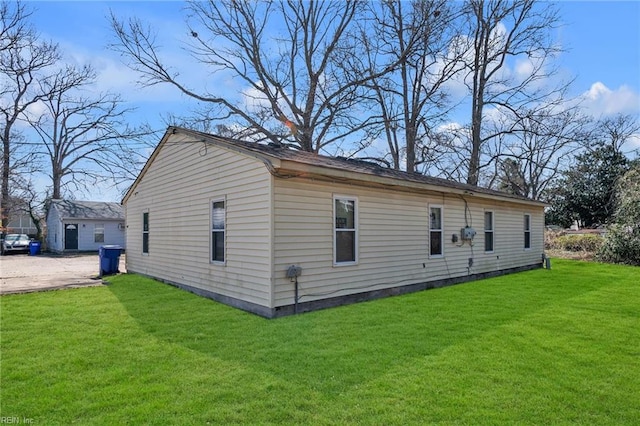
left=23, top=1, right=640, bottom=200
left=557, top=1, right=640, bottom=88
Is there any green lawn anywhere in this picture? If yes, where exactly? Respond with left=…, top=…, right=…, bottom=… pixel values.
left=1, top=259, right=638, bottom=424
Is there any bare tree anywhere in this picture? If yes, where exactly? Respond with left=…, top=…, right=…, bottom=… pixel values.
left=361, top=0, right=465, bottom=172
left=1, top=0, right=61, bottom=232
left=496, top=105, right=591, bottom=199
left=0, top=0, right=26, bottom=51
left=592, top=114, right=640, bottom=156
left=0, top=131, right=40, bottom=232
left=24, top=64, right=154, bottom=199
left=110, top=0, right=415, bottom=154
left=460, top=0, right=564, bottom=186
left=12, top=177, right=46, bottom=241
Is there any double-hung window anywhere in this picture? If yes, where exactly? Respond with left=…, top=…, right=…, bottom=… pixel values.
left=211, top=200, right=226, bottom=263
left=429, top=206, right=443, bottom=257
left=142, top=212, right=149, bottom=254
left=524, top=214, right=531, bottom=249
left=94, top=223, right=105, bottom=243
left=484, top=211, right=494, bottom=252
left=334, top=196, right=357, bottom=264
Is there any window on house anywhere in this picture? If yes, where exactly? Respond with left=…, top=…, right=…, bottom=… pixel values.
left=429, top=206, right=443, bottom=257
left=524, top=214, right=531, bottom=249
left=334, top=197, right=356, bottom=264
left=142, top=212, right=149, bottom=254
left=484, top=211, right=494, bottom=252
left=211, top=200, right=225, bottom=263
left=94, top=224, right=105, bottom=243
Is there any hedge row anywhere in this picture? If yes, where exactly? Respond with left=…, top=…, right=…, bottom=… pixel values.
left=547, top=233, right=604, bottom=252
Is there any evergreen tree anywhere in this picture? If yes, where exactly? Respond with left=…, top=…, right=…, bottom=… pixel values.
left=547, top=144, right=628, bottom=227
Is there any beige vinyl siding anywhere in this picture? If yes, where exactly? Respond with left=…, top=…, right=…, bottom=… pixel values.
left=125, top=133, right=273, bottom=307
left=273, top=178, right=544, bottom=307
left=455, top=199, right=544, bottom=275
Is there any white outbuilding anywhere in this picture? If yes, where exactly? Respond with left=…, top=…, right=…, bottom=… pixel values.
left=46, top=200, right=125, bottom=253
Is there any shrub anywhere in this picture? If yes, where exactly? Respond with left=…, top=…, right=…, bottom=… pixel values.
left=552, top=234, right=604, bottom=252
left=598, top=225, right=640, bottom=266
left=544, top=230, right=559, bottom=250
left=598, top=166, right=640, bottom=266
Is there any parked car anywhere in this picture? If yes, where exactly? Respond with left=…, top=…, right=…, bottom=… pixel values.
left=1, top=234, right=31, bottom=255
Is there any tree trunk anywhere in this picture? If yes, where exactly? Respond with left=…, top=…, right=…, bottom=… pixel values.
left=1, top=128, right=11, bottom=232
left=52, top=166, right=62, bottom=199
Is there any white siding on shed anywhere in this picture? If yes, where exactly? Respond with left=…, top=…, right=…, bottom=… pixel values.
left=74, top=220, right=125, bottom=251
left=45, top=201, right=125, bottom=253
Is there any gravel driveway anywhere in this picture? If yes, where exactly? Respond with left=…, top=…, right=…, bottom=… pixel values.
left=0, top=253, right=126, bottom=295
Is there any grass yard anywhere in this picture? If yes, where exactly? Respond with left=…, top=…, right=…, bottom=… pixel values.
left=1, top=259, right=638, bottom=424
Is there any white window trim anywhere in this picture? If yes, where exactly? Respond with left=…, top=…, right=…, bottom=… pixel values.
left=524, top=213, right=532, bottom=250
left=142, top=210, right=149, bottom=256
left=333, top=195, right=358, bottom=266
left=429, top=204, right=444, bottom=258
left=94, top=223, right=105, bottom=243
left=484, top=210, right=494, bottom=253
left=211, top=197, right=227, bottom=265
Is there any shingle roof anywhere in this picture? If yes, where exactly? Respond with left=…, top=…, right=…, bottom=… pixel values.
left=178, top=127, right=544, bottom=205
left=49, top=200, right=123, bottom=220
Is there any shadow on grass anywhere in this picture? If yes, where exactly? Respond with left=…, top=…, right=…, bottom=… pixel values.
left=106, top=261, right=608, bottom=394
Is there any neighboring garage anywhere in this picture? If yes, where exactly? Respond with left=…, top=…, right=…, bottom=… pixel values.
left=46, top=199, right=126, bottom=254
left=0, top=253, right=126, bottom=295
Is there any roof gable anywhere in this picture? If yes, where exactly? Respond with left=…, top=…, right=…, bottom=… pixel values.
left=49, top=200, right=123, bottom=220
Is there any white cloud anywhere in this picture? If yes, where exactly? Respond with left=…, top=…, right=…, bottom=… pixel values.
left=580, top=82, right=640, bottom=117
left=23, top=100, right=49, bottom=122
left=437, top=121, right=464, bottom=134
left=59, top=40, right=196, bottom=104
left=241, top=84, right=271, bottom=113
left=514, top=57, right=535, bottom=80
left=437, top=121, right=469, bottom=147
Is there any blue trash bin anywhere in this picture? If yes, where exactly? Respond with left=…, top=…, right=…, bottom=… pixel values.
left=29, top=241, right=41, bottom=256
left=99, top=245, right=122, bottom=276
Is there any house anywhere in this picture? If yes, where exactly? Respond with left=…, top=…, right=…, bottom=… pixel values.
left=5, top=212, right=39, bottom=237
left=123, top=127, right=546, bottom=318
left=46, top=200, right=125, bottom=253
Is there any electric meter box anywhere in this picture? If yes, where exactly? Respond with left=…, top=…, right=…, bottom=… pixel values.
left=461, top=226, right=477, bottom=241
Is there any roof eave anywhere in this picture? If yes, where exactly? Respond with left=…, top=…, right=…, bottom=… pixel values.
left=275, top=160, right=547, bottom=208
left=123, top=126, right=546, bottom=209
left=59, top=216, right=124, bottom=221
